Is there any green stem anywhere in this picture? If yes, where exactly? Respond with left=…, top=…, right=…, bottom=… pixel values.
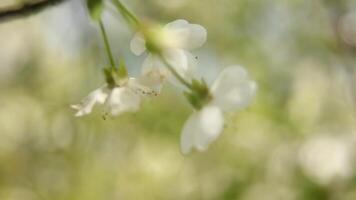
left=111, top=0, right=140, bottom=28
left=158, top=53, right=192, bottom=89
left=99, top=19, right=116, bottom=69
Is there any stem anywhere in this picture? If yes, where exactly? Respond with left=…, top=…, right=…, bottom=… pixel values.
left=111, top=0, right=140, bottom=28
left=158, top=53, right=192, bottom=89
left=99, top=19, right=116, bottom=69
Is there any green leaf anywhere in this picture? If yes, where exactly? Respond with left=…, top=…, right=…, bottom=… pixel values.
left=87, top=0, right=104, bottom=21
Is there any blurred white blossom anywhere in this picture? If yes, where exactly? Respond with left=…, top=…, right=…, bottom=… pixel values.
left=181, top=66, right=257, bottom=154
left=299, top=134, right=353, bottom=185
left=130, top=19, right=207, bottom=83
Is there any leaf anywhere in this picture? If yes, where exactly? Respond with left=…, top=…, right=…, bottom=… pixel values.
left=87, top=0, right=104, bottom=21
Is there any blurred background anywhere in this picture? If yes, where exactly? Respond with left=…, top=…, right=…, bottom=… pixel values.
left=0, top=0, right=356, bottom=199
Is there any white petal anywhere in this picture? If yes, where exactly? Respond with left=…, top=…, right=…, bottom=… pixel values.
left=163, top=49, right=197, bottom=81
left=195, top=106, right=224, bottom=151
left=180, top=105, right=224, bottom=154
left=130, top=33, right=146, bottom=56
left=164, top=19, right=207, bottom=50
left=142, top=50, right=196, bottom=85
left=71, top=85, right=109, bottom=117
left=211, top=65, right=257, bottom=112
left=164, top=49, right=188, bottom=77
left=137, top=69, right=166, bottom=95
left=142, top=54, right=168, bottom=76
left=165, top=19, right=189, bottom=29
left=106, top=87, right=141, bottom=116
left=184, top=24, right=207, bottom=50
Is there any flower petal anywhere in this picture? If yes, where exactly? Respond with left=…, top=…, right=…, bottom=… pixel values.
left=71, top=85, right=109, bottom=117
left=163, top=49, right=197, bottom=82
left=184, top=24, right=207, bottom=50
left=180, top=105, right=224, bottom=154
left=136, top=69, right=166, bottom=95
left=164, top=19, right=207, bottom=50
left=142, top=54, right=167, bottom=76
left=164, top=49, right=188, bottom=76
left=194, top=106, right=224, bottom=151
left=106, top=87, right=141, bottom=116
left=211, top=65, right=257, bottom=112
left=142, top=50, right=196, bottom=85
left=165, top=19, right=189, bottom=29
left=130, top=33, right=146, bottom=56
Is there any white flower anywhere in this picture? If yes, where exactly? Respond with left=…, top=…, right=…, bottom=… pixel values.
left=130, top=19, right=207, bottom=82
left=181, top=66, right=257, bottom=154
left=71, top=73, right=163, bottom=117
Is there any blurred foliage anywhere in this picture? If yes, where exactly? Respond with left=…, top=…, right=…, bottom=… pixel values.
left=0, top=0, right=356, bottom=199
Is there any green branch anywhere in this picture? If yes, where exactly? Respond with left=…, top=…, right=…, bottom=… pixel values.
left=0, top=0, right=68, bottom=22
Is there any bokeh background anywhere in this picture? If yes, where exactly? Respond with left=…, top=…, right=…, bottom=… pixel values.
left=1, top=0, right=356, bottom=199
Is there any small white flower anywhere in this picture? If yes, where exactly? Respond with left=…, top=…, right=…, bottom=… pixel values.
left=181, top=65, right=257, bottom=154
left=130, top=19, right=207, bottom=82
left=71, top=73, right=162, bottom=117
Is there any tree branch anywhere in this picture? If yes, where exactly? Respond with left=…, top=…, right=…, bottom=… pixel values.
left=0, top=0, right=68, bottom=23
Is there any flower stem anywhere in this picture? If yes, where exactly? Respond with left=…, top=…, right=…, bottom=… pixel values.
left=111, top=0, right=140, bottom=28
left=99, top=19, right=116, bottom=69
left=158, top=53, right=192, bottom=90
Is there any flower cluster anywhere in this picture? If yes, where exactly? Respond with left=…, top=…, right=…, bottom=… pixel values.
left=74, top=0, right=257, bottom=154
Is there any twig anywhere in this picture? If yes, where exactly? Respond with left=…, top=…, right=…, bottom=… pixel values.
left=0, top=0, right=68, bottom=23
